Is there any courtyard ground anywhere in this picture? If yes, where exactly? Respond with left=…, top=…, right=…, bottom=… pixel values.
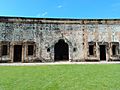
left=0, top=63, right=120, bottom=90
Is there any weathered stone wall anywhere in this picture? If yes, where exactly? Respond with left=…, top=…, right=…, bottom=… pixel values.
left=0, top=17, right=120, bottom=62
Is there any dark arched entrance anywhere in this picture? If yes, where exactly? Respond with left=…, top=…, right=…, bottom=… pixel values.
left=54, top=39, right=69, bottom=61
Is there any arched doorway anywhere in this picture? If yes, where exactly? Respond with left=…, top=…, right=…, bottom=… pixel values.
left=54, top=39, right=69, bottom=61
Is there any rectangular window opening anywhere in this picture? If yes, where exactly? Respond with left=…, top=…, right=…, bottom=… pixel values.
left=28, top=45, right=34, bottom=55
left=89, top=45, right=94, bottom=55
left=112, top=45, right=117, bottom=55
left=2, top=45, right=8, bottom=56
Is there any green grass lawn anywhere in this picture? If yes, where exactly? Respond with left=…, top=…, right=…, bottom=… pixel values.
left=0, top=64, right=120, bottom=90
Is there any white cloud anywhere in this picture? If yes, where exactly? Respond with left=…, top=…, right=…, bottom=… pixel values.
left=36, top=12, right=48, bottom=17
left=36, top=13, right=41, bottom=17
left=57, top=5, right=63, bottom=8
left=41, top=12, right=48, bottom=16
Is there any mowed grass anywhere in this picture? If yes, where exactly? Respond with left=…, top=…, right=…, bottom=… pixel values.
left=0, top=64, right=120, bottom=90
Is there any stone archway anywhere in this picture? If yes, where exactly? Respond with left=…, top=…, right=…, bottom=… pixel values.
left=54, top=39, right=69, bottom=61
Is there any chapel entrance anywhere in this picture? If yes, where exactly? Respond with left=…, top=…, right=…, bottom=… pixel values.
left=13, top=45, right=22, bottom=62
left=54, top=39, right=69, bottom=61
left=99, top=45, right=106, bottom=61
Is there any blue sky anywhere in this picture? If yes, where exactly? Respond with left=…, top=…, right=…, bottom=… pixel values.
left=0, top=0, right=120, bottom=18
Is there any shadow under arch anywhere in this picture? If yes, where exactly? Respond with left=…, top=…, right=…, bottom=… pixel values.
left=54, top=39, right=69, bottom=61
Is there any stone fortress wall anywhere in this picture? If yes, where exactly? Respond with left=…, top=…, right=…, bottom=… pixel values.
left=0, top=16, right=120, bottom=62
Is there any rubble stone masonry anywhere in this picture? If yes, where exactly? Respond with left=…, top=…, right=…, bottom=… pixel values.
left=0, top=16, right=120, bottom=62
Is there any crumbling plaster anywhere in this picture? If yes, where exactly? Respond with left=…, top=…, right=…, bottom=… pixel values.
left=0, top=17, right=120, bottom=62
